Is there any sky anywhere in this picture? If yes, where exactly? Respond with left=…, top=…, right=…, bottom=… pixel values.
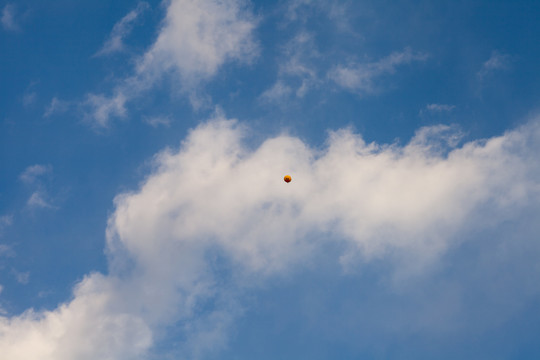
left=1, top=0, right=540, bottom=359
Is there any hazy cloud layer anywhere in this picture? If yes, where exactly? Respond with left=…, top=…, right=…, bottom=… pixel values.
left=1, top=113, right=539, bottom=359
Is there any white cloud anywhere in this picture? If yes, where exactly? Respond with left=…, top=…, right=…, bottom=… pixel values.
left=19, top=165, right=52, bottom=184
left=83, top=0, right=258, bottom=127
left=1, top=4, right=19, bottom=32
left=136, top=0, right=258, bottom=85
left=259, top=81, right=293, bottom=103
left=82, top=92, right=127, bottom=128
left=1, top=114, right=539, bottom=358
left=95, top=2, right=149, bottom=57
left=477, top=51, right=511, bottom=80
left=329, top=48, right=428, bottom=95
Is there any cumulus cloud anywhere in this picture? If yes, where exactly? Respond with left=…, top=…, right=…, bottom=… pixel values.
left=95, top=2, right=149, bottom=57
left=329, top=48, right=428, bottom=95
left=84, top=0, right=258, bottom=127
left=1, top=114, right=539, bottom=358
left=1, top=4, right=19, bottom=32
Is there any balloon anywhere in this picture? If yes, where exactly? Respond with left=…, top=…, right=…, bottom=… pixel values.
left=284, top=175, right=292, bottom=183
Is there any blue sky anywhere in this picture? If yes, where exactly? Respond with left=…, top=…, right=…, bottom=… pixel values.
left=1, top=0, right=540, bottom=359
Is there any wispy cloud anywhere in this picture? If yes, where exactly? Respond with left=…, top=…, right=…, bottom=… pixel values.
left=143, top=115, right=172, bottom=128
left=283, top=0, right=353, bottom=31
left=27, top=191, right=54, bottom=209
left=0, top=215, right=12, bottom=237
left=425, top=104, right=456, bottom=112
left=82, top=92, right=127, bottom=128
left=43, top=97, right=69, bottom=118
left=1, top=4, right=19, bottom=32
left=19, top=165, right=56, bottom=210
left=329, top=48, right=428, bottom=95
left=260, top=32, right=319, bottom=103
left=0, top=242, right=14, bottom=257
left=94, top=2, right=149, bottom=57
left=12, top=270, right=29, bottom=285
left=1, top=114, right=539, bottom=358
left=19, top=164, right=52, bottom=184
left=420, top=103, right=456, bottom=116
left=83, top=0, right=258, bottom=128
left=259, top=81, right=293, bottom=103
left=477, top=51, right=512, bottom=80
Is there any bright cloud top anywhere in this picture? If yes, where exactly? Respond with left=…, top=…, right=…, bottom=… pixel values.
left=1, top=114, right=539, bottom=359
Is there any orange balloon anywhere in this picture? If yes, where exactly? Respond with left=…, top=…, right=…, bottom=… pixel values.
left=284, top=175, right=292, bottom=183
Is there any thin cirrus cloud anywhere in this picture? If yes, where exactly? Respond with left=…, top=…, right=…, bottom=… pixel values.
left=83, top=0, right=258, bottom=128
left=26, top=191, right=54, bottom=209
left=329, top=48, right=428, bottom=95
left=19, top=165, right=55, bottom=210
left=420, top=103, right=456, bottom=116
left=1, top=112, right=539, bottom=359
left=260, top=32, right=319, bottom=103
left=425, top=104, right=456, bottom=112
left=19, top=164, right=52, bottom=184
left=143, top=115, right=172, bottom=128
left=477, top=50, right=512, bottom=80
left=94, top=2, right=150, bottom=57
left=43, top=97, right=69, bottom=118
left=1, top=4, right=19, bottom=32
